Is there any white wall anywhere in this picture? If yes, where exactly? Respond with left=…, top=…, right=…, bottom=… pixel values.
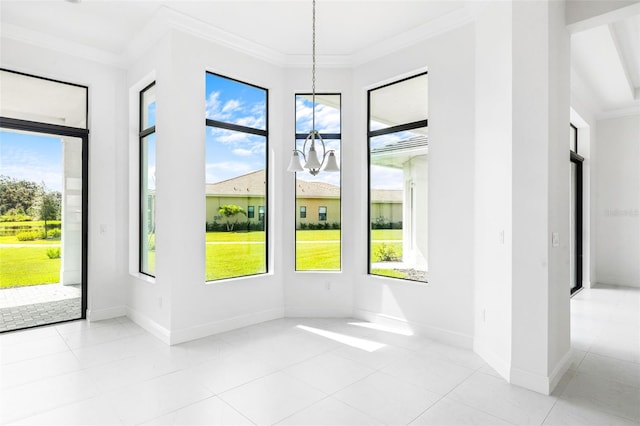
left=353, top=23, right=476, bottom=348
left=510, top=0, right=572, bottom=394
left=0, top=37, right=128, bottom=321
left=594, top=114, right=640, bottom=288
left=472, top=0, right=513, bottom=378
left=126, top=30, right=286, bottom=344
left=282, top=67, right=356, bottom=318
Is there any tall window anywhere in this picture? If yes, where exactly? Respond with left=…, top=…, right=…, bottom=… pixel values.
left=205, top=73, right=268, bottom=281
left=140, top=82, right=156, bottom=277
left=368, top=73, right=428, bottom=282
left=294, top=94, right=341, bottom=271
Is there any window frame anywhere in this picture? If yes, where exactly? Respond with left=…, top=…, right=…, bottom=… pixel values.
left=300, top=205, right=307, bottom=219
left=205, top=72, right=269, bottom=281
left=139, top=81, right=156, bottom=278
left=570, top=123, right=578, bottom=153
left=318, top=206, right=327, bottom=221
left=294, top=93, right=342, bottom=271
left=247, top=205, right=255, bottom=219
left=367, top=72, right=428, bottom=282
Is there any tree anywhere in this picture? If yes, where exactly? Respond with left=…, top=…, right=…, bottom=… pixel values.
left=0, top=175, right=43, bottom=216
left=218, top=204, right=246, bottom=232
left=34, top=191, right=61, bottom=235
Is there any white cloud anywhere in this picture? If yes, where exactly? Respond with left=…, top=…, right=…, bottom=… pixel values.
left=370, top=165, right=403, bottom=190
left=222, top=99, right=241, bottom=113
left=232, top=148, right=253, bottom=157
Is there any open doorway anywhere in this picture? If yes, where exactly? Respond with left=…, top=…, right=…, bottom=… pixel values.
left=0, top=70, right=88, bottom=332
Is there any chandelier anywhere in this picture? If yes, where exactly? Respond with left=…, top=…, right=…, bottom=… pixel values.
left=287, top=0, right=339, bottom=176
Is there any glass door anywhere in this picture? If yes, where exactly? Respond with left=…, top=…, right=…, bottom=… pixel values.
left=0, top=69, right=88, bottom=332
left=0, top=129, right=86, bottom=331
left=570, top=152, right=583, bottom=295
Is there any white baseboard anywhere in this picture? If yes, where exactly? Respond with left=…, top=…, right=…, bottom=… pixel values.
left=548, top=349, right=573, bottom=393
left=169, top=308, right=284, bottom=345
left=474, top=340, right=510, bottom=380
left=353, top=308, right=473, bottom=349
left=86, top=305, right=126, bottom=322
left=125, top=306, right=171, bottom=345
left=510, top=349, right=572, bottom=395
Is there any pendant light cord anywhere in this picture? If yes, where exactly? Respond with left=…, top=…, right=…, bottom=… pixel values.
left=311, top=0, right=316, bottom=133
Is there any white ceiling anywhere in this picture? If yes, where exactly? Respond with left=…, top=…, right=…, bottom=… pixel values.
left=1, top=0, right=639, bottom=118
left=571, top=8, right=640, bottom=117
left=0, top=1, right=465, bottom=59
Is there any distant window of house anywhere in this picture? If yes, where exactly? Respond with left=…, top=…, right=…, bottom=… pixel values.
left=205, top=73, right=268, bottom=281
left=319, top=206, right=327, bottom=221
left=294, top=93, right=341, bottom=271
left=140, top=82, right=156, bottom=277
left=368, top=73, right=428, bottom=283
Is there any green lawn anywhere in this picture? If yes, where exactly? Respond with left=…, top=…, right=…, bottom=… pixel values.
left=206, top=231, right=266, bottom=281
left=296, top=230, right=340, bottom=270
left=0, top=246, right=60, bottom=288
left=0, top=229, right=406, bottom=287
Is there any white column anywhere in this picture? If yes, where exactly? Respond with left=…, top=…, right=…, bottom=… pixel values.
left=60, top=136, right=83, bottom=285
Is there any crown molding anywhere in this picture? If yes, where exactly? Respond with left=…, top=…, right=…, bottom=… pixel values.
left=351, top=7, right=474, bottom=66
left=2, top=4, right=475, bottom=70
left=0, top=22, right=127, bottom=69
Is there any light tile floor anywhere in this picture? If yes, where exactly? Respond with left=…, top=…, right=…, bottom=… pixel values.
left=0, top=285, right=638, bottom=425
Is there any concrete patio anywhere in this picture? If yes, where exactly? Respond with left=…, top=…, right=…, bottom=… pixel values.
left=0, top=283, right=81, bottom=332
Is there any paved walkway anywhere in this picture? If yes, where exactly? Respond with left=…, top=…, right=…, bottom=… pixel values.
left=0, top=283, right=81, bottom=332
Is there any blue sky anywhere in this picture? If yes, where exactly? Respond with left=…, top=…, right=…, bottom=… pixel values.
left=0, top=130, right=63, bottom=192
left=206, top=73, right=267, bottom=184
left=295, top=95, right=341, bottom=187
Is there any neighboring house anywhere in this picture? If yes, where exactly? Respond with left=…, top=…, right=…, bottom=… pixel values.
left=205, top=169, right=402, bottom=229
left=206, top=170, right=266, bottom=225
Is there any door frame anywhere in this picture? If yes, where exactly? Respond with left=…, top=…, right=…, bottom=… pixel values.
left=570, top=150, right=584, bottom=295
left=0, top=116, right=89, bottom=323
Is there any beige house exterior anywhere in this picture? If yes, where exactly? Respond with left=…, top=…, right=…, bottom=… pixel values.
left=206, top=169, right=402, bottom=229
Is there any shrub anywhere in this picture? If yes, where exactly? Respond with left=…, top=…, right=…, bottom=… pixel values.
left=46, top=247, right=61, bottom=259
left=331, top=222, right=340, bottom=229
left=374, top=243, right=399, bottom=262
left=47, top=229, right=61, bottom=238
left=147, top=233, right=155, bottom=251
left=299, top=222, right=308, bottom=230
left=16, top=230, right=41, bottom=241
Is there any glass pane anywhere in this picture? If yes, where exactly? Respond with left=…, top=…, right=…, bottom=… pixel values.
left=369, top=126, right=428, bottom=283
left=0, top=129, right=84, bottom=330
left=140, top=133, right=156, bottom=276
left=205, top=127, right=267, bottom=281
left=295, top=94, right=341, bottom=134
left=0, top=70, right=87, bottom=129
left=205, top=73, right=266, bottom=131
left=295, top=94, right=341, bottom=272
left=570, top=162, right=577, bottom=290
left=370, top=74, right=427, bottom=131
left=142, top=83, right=156, bottom=129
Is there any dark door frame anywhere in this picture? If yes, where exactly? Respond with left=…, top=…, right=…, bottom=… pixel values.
left=570, top=151, right=584, bottom=296
left=0, top=116, right=89, bottom=326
